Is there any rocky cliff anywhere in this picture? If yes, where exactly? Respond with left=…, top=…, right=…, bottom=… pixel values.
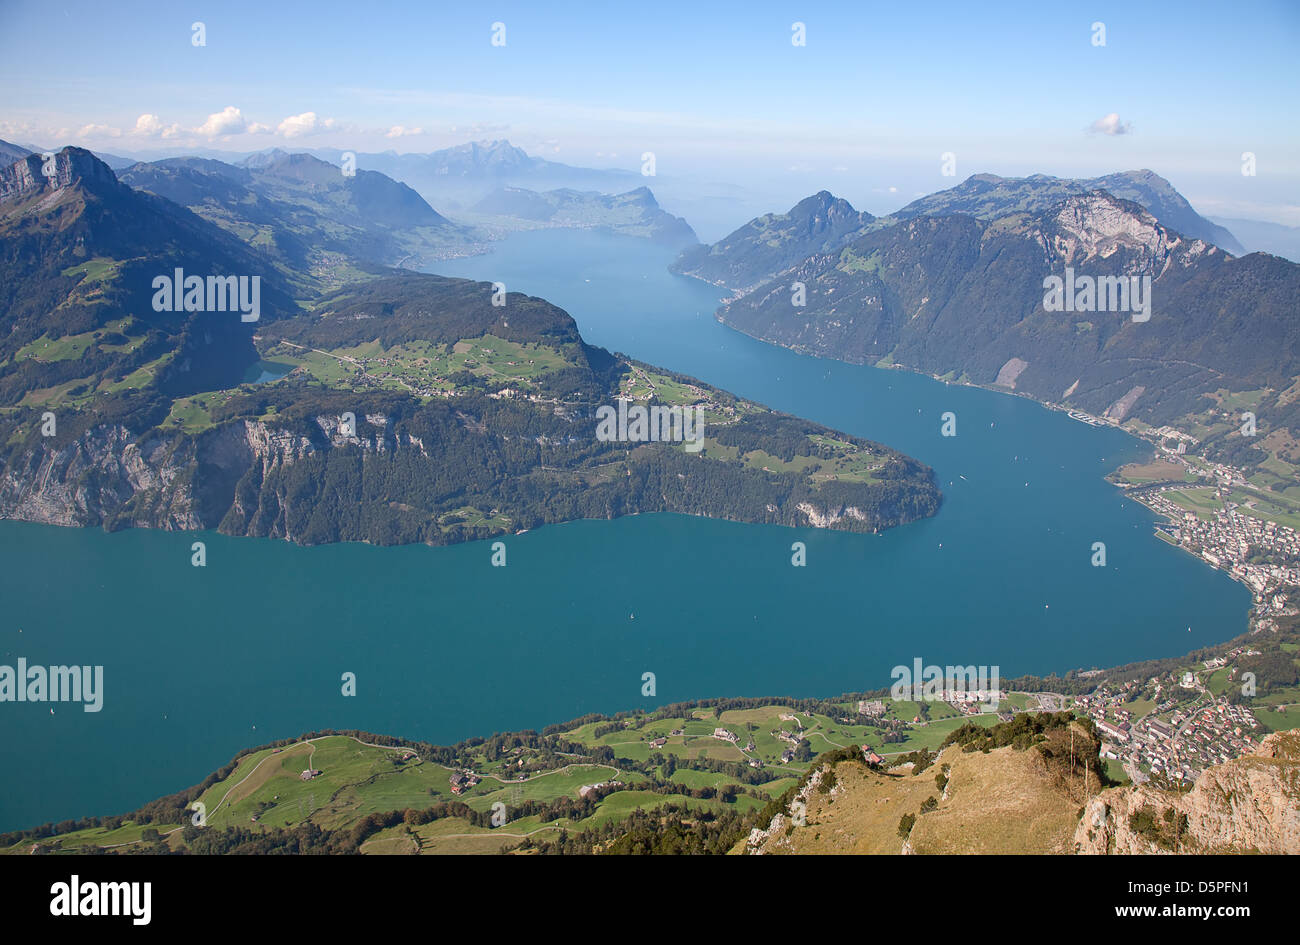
left=0, top=415, right=415, bottom=537
left=1074, top=731, right=1300, bottom=854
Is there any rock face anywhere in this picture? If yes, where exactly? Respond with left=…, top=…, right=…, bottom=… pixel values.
left=0, top=147, right=119, bottom=201
left=1074, top=731, right=1300, bottom=854
left=795, top=501, right=869, bottom=528
left=0, top=416, right=407, bottom=536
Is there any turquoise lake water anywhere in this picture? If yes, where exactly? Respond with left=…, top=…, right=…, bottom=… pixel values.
left=0, top=230, right=1250, bottom=831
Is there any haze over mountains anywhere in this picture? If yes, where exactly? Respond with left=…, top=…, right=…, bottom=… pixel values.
left=119, top=151, right=478, bottom=276
left=225, top=139, right=644, bottom=211
left=469, top=185, right=697, bottom=246
left=1210, top=216, right=1300, bottom=263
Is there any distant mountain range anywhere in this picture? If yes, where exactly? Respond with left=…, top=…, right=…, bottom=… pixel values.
left=674, top=169, right=1246, bottom=295
left=685, top=181, right=1300, bottom=431
left=469, top=185, right=698, bottom=246
left=0, top=139, right=32, bottom=166
left=114, top=147, right=698, bottom=260
left=298, top=139, right=643, bottom=209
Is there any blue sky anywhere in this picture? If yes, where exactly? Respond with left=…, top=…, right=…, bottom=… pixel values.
left=1, top=0, right=1297, bottom=221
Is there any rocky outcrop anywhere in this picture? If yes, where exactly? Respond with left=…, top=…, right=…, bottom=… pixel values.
left=795, top=501, right=870, bottom=528
left=1074, top=731, right=1300, bottom=854
left=1042, top=192, right=1214, bottom=275
left=0, top=147, right=121, bottom=202
left=0, top=415, right=411, bottom=534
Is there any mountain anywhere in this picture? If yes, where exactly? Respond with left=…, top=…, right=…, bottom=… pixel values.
left=1210, top=216, right=1300, bottom=264
left=715, top=191, right=1300, bottom=427
left=893, top=170, right=1244, bottom=254
left=316, top=139, right=643, bottom=208
left=0, top=151, right=939, bottom=544
left=470, top=185, right=698, bottom=246
left=676, top=170, right=1242, bottom=293
left=120, top=152, right=479, bottom=277
left=412, top=138, right=539, bottom=177
left=670, top=191, right=875, bottom=293
left=0, top=139, right=32, bottom=167
left=0, top=147, right=298, bottom=406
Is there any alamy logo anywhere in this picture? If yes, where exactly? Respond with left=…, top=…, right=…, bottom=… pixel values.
left=0, top=659, right=103, bottom=712
left=595, top=400, right=705, bottom=453
left=1043, top=267, right=1151, bottom=322
left=890, top=657, right=1000, bottom=710
left=50, top=875, right=150, bottom=925
left=151, top=268, right=261, bottom=322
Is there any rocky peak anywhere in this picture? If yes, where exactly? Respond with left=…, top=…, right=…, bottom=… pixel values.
left=789, top=191, right=873, bottom=233
left=0, top=146, right=118, bottom=201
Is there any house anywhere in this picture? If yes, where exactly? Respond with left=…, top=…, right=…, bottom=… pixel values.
left=857, top=700, right=886, bottom=718
left=648, top=737, right=667, bottom=749
left=300, top=768, right=321, bottom=781
left=1148, top=719, right=1174, bottom=740
left=1096, top=720, right=1128, bottom=742
left=861, top=747, right=885, bottom=766
left=713, top=728, right=738, bottom=742
left=781, top=749, right=795, bottom=764
left=449, top=770, right=480, bottom=794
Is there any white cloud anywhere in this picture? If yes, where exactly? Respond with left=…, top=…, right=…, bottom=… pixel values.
left=196, top=106, right=247, bottom=138
left=0, top=119, right=37, bottom=139
left=76, top=123, right=121, bottom=139
left=132, top=114, right=183, bottom=139
left=1088, top=112, right=1133, bottom=136
left=385, top=125, right=424, bottom=138
left=278, top=111, right=338, bottom=138
left=247, top=122, right=272, bottom=135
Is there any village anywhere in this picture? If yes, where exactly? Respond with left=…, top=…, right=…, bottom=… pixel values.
left=1138, top=484, right=1300, bottom=610
left=1076, top=651, right=1269, bottom=784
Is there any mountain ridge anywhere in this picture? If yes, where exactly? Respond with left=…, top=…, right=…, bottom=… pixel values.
left=713, top=189, right=1300, bottom=429
left=674, top=169, right=1243, bottom=293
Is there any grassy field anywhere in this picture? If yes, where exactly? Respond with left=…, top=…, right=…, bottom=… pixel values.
left=262, top=334, right=572, bottom=397
left=1165, top=487, right=1224, bottom=521
left=6, top=690, right=1031, bottom=856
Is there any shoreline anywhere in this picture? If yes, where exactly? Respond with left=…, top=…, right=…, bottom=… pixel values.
left=708, top=301, right=1276, bottom=623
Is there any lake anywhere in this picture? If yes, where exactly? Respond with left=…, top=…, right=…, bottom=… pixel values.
left=0, top=230, right=1250, bottom=831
